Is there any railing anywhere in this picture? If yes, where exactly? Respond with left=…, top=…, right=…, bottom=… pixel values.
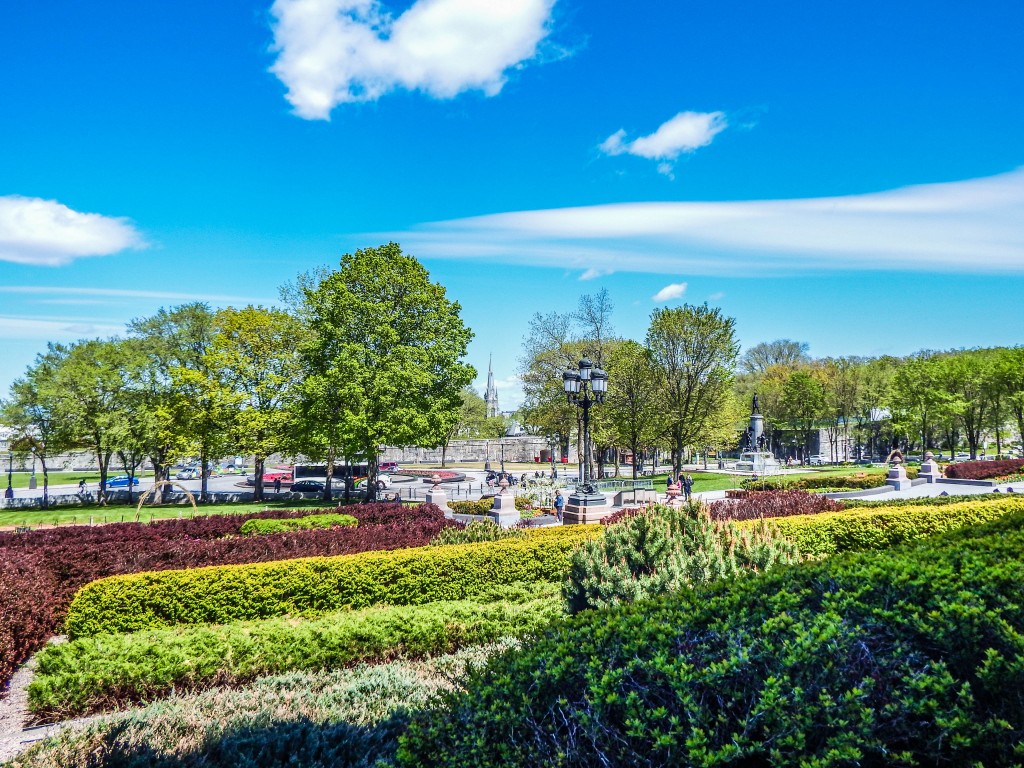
left=593, top=478, right=655, bottom=491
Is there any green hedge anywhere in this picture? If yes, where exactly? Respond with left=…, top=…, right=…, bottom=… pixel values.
left=396, top=508, right=1024, bottom=767
left=760, top=496, right=1024, bottom=556
left=239, top=513, right=358, bottom=535
left=741, top=469, right=917, bottom=491
left=64, top=527, right=595, bottom=638
left=31, top=583, right=560, bottom=721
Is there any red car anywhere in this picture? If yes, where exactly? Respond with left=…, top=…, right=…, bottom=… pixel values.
left=379, top=462, right=400, bottom=473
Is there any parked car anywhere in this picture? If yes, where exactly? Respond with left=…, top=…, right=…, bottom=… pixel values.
left=105, top=475, right=139, bottom=488
left=808, top=454, right=828, bottom=466
left=290, top=480, right=326, bottom=493
left=379, top=462, right=400, bottom=473
left=175, top=468, right=199, bottom=480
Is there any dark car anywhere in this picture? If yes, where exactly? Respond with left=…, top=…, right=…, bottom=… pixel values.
left=290, top=480, right=326, bottom=493
left=105, top=475, right=140, bottom=488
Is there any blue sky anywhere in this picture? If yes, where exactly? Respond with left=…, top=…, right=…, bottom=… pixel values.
left=2, top=0, right=1023, bottom=409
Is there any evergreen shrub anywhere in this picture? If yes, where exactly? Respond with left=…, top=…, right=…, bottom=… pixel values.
left=430, top=520, right=526, bottom=546
left=30, top=583, right=560, bottom=721
left=563, top=504, right=798, bottom=614
left=64, top=527, right=597, bottom=638
left=239, top=513, right=358, bottom=535
left=397, top=510, right=1024, bottom=767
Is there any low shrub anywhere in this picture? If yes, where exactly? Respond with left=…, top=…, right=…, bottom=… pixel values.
left=239, top=513, right=358, bottom=535
left=0, top=503, right=454, bottom=693
left=763, top=496, right=1024, bottom=556
left=839, top=493, right=1013, bottom=509
left=429, top=520, right=525, bottom=546
left=64, top=527, right=597, bottom=638
left=564, top=504, right=799, bottom=614
left=30, top=583, right=560, bottom=721
left=741, top=471, right=896, bottom=491
left=708, top=489, right=843, bottom=521
left=396, top=509, right=1024, bottom=767
left=447, top=496, right=533, bottom=515
left=13, top=643, right=511, bottom=768
left=945, top=458, right=1024, bottom=480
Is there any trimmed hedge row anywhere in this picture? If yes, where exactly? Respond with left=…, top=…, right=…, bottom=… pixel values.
left=945, top=458, right=1024, bottom=480
left=30, top=583, right=560, bottom=721
left=762, top=496, right=1024, bottom=556
left=64, top=526, right=597, bottom=638
left=0, top=503, right=454, bottom=693
left=396, top=508, right=1024, bottom=766
left=741, top=469, right=916, bottom=491
left=239, top=513, right=358, bottom=535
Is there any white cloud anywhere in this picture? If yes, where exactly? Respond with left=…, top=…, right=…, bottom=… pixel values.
left=394, top=168, right=1024, bottom=275
left=652, top=282, right=687, bottom=302
left=0, top=196, right=144, bottom=267
left=0, top=286, right=273, bottom=304
left=708, top=291, right=726, bottom=301
left=600, top=111, right=727, bottom=174
left=269, top=0, right=557, bottom=120
left=0, top=315, right=124, bottom=340
left=579, top=267, right=612, bottom=281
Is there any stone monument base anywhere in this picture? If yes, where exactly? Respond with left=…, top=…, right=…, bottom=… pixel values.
left=489, top=493, right=521, bottom=528
left=885, top=464, right=912, bottom=491
left=425, top=488, right=454, bottom=518
left=563, top=488, right=611, bottom=525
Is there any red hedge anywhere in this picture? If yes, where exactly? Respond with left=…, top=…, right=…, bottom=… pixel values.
left=944, top=459, right=1024, bottom=481
left=708, top=490, right=843, bottom=521
left=0, top=503, right=453, bottom=691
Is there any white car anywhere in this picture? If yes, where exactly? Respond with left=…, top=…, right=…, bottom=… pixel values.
left=808, top=454, right=828, bottom=466
left=175, top=468, right=199, bottom=480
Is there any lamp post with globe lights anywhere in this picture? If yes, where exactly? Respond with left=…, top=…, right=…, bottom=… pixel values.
left=561, top=357, right=610, bottom=522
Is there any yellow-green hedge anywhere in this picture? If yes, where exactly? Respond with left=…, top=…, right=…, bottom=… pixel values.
left=751, top=496, right=1024, bottom=556
left=64, top=526, right=595, bottom=639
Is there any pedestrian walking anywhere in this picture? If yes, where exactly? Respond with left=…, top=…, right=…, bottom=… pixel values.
left=273, top=477, right=282, bottom=494
left=554, top=489, right=565, bottom=523
left=683, top=473, right=693, bottom=501
left=78, top=479, right=86, bottom=494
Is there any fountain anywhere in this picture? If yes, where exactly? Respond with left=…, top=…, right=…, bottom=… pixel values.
left=734, top=394, right=782, bottom=475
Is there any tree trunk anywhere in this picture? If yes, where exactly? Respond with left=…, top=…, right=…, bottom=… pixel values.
left=364, top=454, right=378, bottom=503
left=441, top=444, right=448, bottom=469
left=200, top=448, right=209, bottom=503
left=97, top=447, right=111, bottom=506
left=253, top=455, right=265, bottom=502
left=322, top=448, right=335, bottom=503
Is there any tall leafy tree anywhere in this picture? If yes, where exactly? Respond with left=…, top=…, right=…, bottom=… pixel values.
left=739, top=339, right=811, bottom=374
left=205, top=306, right=304, bottom=501
left=297, top=243, right=474, bottom=499
left=0, top=347, right=75, bottom=508
left=603, top=340, right=666, bottom=479
left=647, top=304, right=739, bottom=477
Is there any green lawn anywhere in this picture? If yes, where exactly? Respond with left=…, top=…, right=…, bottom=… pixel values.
left=0, top=498, right=344, bottom=529
left=2, top=471, right=159, bottom=489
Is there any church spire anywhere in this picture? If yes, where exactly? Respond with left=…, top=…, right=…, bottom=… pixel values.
left=485, top=355, right=499, bottom=418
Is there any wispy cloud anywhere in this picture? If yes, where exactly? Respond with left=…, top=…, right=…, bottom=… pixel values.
left=0, top=196, right=144, bottom=267
left=0, top=315, right=125, bottom=341
left=579, top=267, right=612, bottom=281
left=270, top=0, right=558, bottom=120
left=708, top=291, right=726, bottom=301
left=0, top=286, right=274, bottom=304
left=600, top=111, right=727, bottom=176
left=395, top=168, right=1024, bottom=275
left=652, top=282, right=687, bottom=302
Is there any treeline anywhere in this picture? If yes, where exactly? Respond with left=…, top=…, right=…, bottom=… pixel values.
left=517, top=291, right=1024, bottom=476
left=0, top=244, right=474, bottom=506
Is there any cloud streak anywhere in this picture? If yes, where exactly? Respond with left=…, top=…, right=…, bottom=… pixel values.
left=600, top=111, right=727, bottom=176
left=0, top=286, right=274, bottom=304
left=395, top=169, right=1024, bottom=275
left=270, top=0, right=557, bottom=120
left=652, top=282, right=687, bottom=301
left=0, top=315, right=125, bottom=341
left=0, top=196, right=144, bottom=267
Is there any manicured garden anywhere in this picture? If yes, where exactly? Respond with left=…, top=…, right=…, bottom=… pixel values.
left=7, top=492, right=1024, bottom=766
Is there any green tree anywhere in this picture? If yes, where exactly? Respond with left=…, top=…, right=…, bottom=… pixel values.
left=206, top=306, right=304, bottom=501
left=603, top=340, right=666, bottom=479
left=779, top=368, right=826, bottom=461
left=297, top=243, right=474, bottom=499
left=1, top=347, right=76, bottom=508
left=739, top=339, right=810, bottom=374
left=646, top=304, right=739, bottom=477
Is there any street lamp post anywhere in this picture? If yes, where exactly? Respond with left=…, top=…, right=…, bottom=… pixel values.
left=29, top=446, right=37, bottom=490
left=548, top=436, right=556, bottom=477
left=5, top=451, right=12, bottom=499
left=561, top=357, right=609, bottom=523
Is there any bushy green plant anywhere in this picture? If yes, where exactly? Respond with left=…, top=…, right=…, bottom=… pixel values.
left=764, top=496, right=1024, bottom=556
left=840, top=492, right=1011, bottom=509
left=429, top=520, right=526, bottom=546
left=563, top=503, right=799, bottom=614
left=239, top=513, right=358, bottom=535
left=30, top=583, right=560, bottom=721
left=14, top=642, right=514, bottom=768
left=448, top=498, right=496, bottom=515
left=64, top=526, right=597, bottom=638
left=396, top=510, right=1024, bottom=767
